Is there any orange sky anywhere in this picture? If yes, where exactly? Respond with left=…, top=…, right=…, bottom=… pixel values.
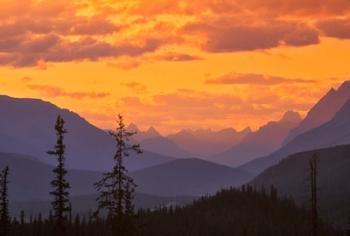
left=0, top=0, right=349, bottom=134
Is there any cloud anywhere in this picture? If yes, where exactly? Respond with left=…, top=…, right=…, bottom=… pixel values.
left=183, top=20, right=319, bottom=52
left=155, top=53, right=202, bottom=62
left=27, top=84, right=110, bottom=99
left=126, top=0, right=350, bottom=17
left=107, top=52, right=202, bottom=70
left=107, top=57, right=141, bottom=70
left=121, top=82, right=147, bottom=92
left=0, top=34, right=170, bottom=67
left=317, top=18, right=350, bottom=39
left=0, top=0, right=349, bottom=67
left=206, top=73, right=315, bottom=85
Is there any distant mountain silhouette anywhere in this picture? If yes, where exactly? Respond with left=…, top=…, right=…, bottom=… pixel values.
left=130, top=125, right=163, bottom=141
left=283, top=80, right=350, bottom=145
left=139, top=137, right=192, bottom=158
left=131, top=158, right=253, bottom=196
left=0, top=95, right=174, bottom=171
left=126, top=124, right=192, bottom=158
left=215, top=111, right=301, bottom=167
left=250, top=145, right=350, bottom=228
left=167, top=128, right=251, bottom=158
left=242, top=98, right=350, bottom=175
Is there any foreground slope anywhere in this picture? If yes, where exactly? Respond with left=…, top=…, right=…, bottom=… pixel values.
left=250, top=145, right=350, bottom=228
left=132, top=158, right=253, bottom=196
left=0, top=95, right=174, bottom=171
left=11, top=194, right=195, bottom=218
left=139, top=188, right=339, bottom=236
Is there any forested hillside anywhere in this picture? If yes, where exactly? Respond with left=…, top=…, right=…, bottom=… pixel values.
left=7, top=188, right=341, bottom=236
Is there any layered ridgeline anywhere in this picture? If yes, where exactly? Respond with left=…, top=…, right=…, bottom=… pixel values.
left=132, top=158, right=253, bottom=196
left=250, top=145, right=350, bottom=229
left=215, top=111, right=301, bottom=167
left=167, top=127, right=251, bottom=158
left=0, top=152, right=251, bottom=217
left=128, top=125, right=193, bottom=158
left=242, top=97, right=350, bottom=175
left=0, top=152, right=192, bottom=217
left=283, top=81, right=350, bottom=145
left=0, top=95, right=174, bottom=171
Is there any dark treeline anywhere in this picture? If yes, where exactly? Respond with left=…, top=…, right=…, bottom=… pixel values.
left=0, top=114, right=346, bottom=235
left=7, top=186, right=341, bottom=236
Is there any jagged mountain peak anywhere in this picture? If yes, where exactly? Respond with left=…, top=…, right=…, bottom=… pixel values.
left=280, top=111, right=301, bottom=123
left=146, top=126, right=161, bottom=136
left=127, top=123, right=140, bottom=132
left=337, top=80, right=350, bottom=93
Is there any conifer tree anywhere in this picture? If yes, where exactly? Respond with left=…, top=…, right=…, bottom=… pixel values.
left=0, top=166, right=10, bottom=236
left=95, top=114, right=141, bottom=234
left=47, top=115, right=71, bottom=234
left=124, top=176, right=136, bottom=217
left=310, top=154, right=318, bottom=236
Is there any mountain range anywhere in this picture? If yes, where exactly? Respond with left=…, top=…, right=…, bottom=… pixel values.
left=0, top=95, right=174, bottom=171
left=128, top=125, right=193, bottom=158
left=283, top=81, right=350, bottom=145
left=241, top=81, right=350, bottom=174
left=167, top=127, right=251, bottom=158
left=215, top=111, right=301, bottom=167
left=127, top=124, right=251, bottom=159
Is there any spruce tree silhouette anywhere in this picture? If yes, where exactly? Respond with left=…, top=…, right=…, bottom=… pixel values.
left=0, top=166, right=9, bottom=236
left=47, top=115, right=71, bottom=235
left=310, top=154, right=318, bottom=236
left=95, top=114, right=141, bottom=235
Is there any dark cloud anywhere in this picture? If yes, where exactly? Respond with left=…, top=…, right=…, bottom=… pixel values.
left=317, top=18, right=350, bottom=39
left=184, top=20, right=319, bottom=52
left=206, top=73, right=315, bottom=85
left=0, top=0, right=348, bottom=68
left=0, top=34, right=168, bottom=67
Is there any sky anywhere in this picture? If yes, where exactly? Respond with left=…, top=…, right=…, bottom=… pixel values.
left=0, top=0, right=349, bottom=134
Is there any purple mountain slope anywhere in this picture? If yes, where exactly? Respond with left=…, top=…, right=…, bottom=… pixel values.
left=0, top=95, right=174, bottom=171
left=167, top=127, right=251, bottom=158
left=283, top=81, right=350, bottom=145
left=242, top=98, right=350, bottom=175
left=215, top=111, right=301, bottom=167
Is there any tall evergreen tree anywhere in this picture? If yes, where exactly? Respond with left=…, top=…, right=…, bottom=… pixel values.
left=0, top=166, right=10, bottom=236
left=95, top=114, right=141, bottom=234
left=47, top=115, right=71, bottom=234
left=310, top=154, right=318, bottom=236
